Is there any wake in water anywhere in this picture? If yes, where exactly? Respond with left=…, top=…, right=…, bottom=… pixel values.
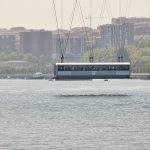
left=56, top=94, right=130, bottom=97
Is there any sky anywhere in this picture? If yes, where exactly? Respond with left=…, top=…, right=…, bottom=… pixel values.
left=0, top=0, right=150, bottom=30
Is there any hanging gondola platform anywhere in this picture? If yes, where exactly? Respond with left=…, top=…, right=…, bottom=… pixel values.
left=53, top=62, right=131, bottom=80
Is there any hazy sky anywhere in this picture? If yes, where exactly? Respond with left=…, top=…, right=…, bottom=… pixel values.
left=0, top=0, right=150, bottom=30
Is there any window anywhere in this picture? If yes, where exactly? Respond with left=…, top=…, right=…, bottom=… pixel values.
left=102, top=65, right=108, bottom=71
left=58, top=65, right=64, bottom=71
left=121, top=65, right=129, bottom=71
left=85, top=65, right=93, bottom=71
left=64, top=65, right=71, bottom=71
left=109, top=65, right=115, bottom=71
left=115, top=65, right=129, bottom=71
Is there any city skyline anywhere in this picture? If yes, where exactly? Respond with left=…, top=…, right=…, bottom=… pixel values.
left=0, top=0, right=150, bottom=30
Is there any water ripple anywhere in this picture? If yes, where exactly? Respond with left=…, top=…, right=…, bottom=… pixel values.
left=56, top=94, right=130, bottom=97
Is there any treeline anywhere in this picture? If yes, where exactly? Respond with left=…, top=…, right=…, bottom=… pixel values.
left=84, top=46, right=150, bottom=73
left=0, top=52, right=53, bottom=74
left=0, top=65, right=52, bottom=74
left=0, top=45, right=150, bottom=74
left=134, top=37, right=150, bottom=48
left=0, top=51, right=51, bottom=64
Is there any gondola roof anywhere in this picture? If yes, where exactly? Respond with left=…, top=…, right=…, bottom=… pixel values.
left=56, top=62, right=130, bottom=65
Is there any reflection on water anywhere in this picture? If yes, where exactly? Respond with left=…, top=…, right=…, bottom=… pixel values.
left=0, top=79, right=150, bottom=149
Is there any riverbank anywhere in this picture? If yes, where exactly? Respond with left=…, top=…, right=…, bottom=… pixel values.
left=0, top=73, right=149, bottom=80
left=0, top=74, right=53, bottom=80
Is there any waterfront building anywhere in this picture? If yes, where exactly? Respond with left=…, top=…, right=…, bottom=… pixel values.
left=69, top=28, right=87, bottom=54
left=0, top=34, right=16, bottom=51
left=112, top=17, right=150, bottom=36
left=20, top=30, right=52, bottom=56
left=52, top=27, right=98, bottom=61
left=52, top=30, right=69, bottom=58
left=112, top=17, right=150, bottom=25
left=97, top=23, right=134, bottom=48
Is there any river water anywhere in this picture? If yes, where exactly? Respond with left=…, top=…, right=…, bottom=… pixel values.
left=0, top=79, right=150, bottom=150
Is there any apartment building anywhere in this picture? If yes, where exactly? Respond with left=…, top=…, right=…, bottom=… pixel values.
left=112, top=17, right=150, bottom=36
left=97, top=23, right=134, bottom=48
left=20, top=30, right=52, bottom=56
left=0, top=33, right=16, bottom=51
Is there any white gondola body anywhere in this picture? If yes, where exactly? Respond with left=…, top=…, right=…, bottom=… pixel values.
left=54, top=62, right=131, bottom=79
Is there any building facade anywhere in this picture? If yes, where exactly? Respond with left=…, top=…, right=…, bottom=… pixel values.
left=112, top=17, right=150, bottom=25
left=0, top=34, right=16, bottom=51
left=20, top=30, right=52, bottom=56
left=97, top=23, right=134, bottom=48
left=112, top=17, right=150, bottom=36
left=52, top=30, right=69, bottom=57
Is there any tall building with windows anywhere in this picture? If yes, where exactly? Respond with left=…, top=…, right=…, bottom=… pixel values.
left=69, top=28, right=87, bottom=54
left=20, top=30, right=52, bottom=56
left=69, top=35, right=85, bottom=54
left=52, top=28, right=92, bottom=60
left=97, top=23, right=134, bottom=48
left=112, top=17, right=150, bottom=25
left=112, top=17, right=150, bottom=36
left=52, top=30, right=69, bottom=57
left=0, top=34, right=16, bottom=51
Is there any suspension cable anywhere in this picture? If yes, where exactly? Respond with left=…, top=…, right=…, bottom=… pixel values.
left=98, top=0, right=109, bottom=26
left=107, top=0, right=112, bottom=19
left=63, top=0, right=78, bottom=55
left=127, top=0, right=132, bottom=18
left=77, top=0, right=90, bottom=54
left=52, top=0, right=64, bottom=62
left=119, top=0, right=122, bottom=18
left=125, top=0, right=129, bottom=17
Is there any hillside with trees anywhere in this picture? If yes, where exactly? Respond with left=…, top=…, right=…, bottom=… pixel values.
left=0, top=52, right=53, bottom=74
left=84, top=46, right=150, bottom=73
left=0, top=44, right=150, bottom=74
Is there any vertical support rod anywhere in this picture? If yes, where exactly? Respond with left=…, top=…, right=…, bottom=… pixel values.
left=89, top=0, right=94, bottom=62
left=61, top=0, right=63, bottom=29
